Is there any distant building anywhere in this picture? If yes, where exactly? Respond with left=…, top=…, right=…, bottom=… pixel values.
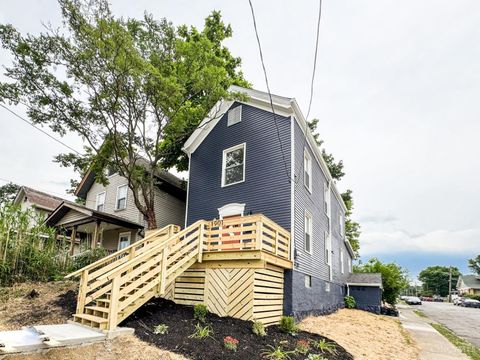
left=13, top=186, right=65, bottom=225
left=457, top=274, right=480, bottom=296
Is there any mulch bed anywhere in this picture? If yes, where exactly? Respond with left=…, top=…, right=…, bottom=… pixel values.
left=124, top=298, right=354, bottom=360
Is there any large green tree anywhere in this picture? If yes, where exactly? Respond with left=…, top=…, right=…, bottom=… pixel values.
left=355, top=258, right=409, bottom=305
left=468, top=255, right=480, bottom=275
left=0, top=183, right=20, bottom=206
left=0, top=0, right=248, bottom=229
left=307, top=119, right=360, bottom=255
left=418, top=266, right=460, bottom=297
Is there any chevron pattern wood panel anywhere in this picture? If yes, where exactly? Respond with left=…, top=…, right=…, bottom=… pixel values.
left=205, top=268, right=254, bottom=321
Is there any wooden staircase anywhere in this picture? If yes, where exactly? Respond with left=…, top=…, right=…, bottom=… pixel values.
left=65, top=221, right=207, bottom=330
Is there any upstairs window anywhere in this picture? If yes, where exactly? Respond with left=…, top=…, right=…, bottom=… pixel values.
left=304, top=211, right=312, bottom=253
left=339, top=214, right=345, bottom=237
left=324, top=231, right=331, bottom=265
left=324, top=182, right=330, bottom=215
left=116, top=184, right=128, bottom=210
left=304, top=149, right=312, bottom=193
left=340, top=250, right=344, bottom=274
left=222, top=143, right=246, bottom=187
left=96, top=192, right=106, bottom=212
left=227, top=105, right=242, bottom=126
left=348, top=258, right=352, bottom=273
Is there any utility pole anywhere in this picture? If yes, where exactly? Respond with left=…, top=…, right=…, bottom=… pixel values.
left=448, top=266, right=452, bottom=303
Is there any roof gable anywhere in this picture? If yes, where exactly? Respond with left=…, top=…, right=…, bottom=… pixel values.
left=14, top=186, right=66, bottom=211
left=459, top=274, right=480, bottom=289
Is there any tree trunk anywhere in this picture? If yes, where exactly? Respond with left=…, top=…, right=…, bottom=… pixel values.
left=146, top=207, right=157, bottom=230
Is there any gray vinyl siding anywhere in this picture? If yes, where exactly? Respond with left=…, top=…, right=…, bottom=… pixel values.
left=293, top=120, right=330, bottom=280
left=187, top=102, right=291, bottom=229
left=330, top=193, right=351, bottom=283
left=84, top=173, right=185, bottom=229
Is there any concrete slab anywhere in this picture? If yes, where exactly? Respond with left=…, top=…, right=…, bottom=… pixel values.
left=32, top=324, right=106, bottom=346
left=0, top=328, right=44, bottom=353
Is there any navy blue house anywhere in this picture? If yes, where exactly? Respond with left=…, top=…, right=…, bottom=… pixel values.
left=183, top=86, right=379, bottom=318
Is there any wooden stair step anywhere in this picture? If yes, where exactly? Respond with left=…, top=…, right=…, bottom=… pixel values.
left=85, top=305, right=111, bottom=313
left=73, top=313, right=108, bottom=323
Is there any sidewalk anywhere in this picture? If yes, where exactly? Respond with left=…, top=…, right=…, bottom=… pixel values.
left=398, top=304, right=469, bottom=360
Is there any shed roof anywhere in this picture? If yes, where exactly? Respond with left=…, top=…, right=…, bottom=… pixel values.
left=347, top=273, right=383, bottom=288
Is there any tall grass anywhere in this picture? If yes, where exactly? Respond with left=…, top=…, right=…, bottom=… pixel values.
left=0, top=204, right=70, bottom=286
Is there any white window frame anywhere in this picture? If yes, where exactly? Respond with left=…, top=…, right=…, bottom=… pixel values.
left=303, top=149, right=312, bottom=193
left=324, top=182, right=330, bottom=216
left=227, top=105, right=242, bottom=126
left=221, top=143, right=246, bottom=187
left=340, top=250, right=344, bottom=274
left=339, top=214, right=344, bottom=237
left=304, top=210, right=313, bottom=254
left=305, top=275, right=312, bottom=288
left=115, top=184, right=128, bottom=210
left=348, top=257, right=352, bottom=273
left=324, top=231, right=331, bottom=265
left=118, top=231, right=131, bottom=250
left=95, top=191, right=106, bottom=212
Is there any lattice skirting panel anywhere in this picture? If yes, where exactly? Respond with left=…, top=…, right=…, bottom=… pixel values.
left=165, top=264, right=284, bottom=326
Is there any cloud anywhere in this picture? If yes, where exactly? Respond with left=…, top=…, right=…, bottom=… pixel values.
left=361, top=228, right=480, bottom=256
left=358, top=214, right=397, bottom=224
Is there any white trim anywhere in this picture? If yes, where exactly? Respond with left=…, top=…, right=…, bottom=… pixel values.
left=184, top=155, right=191, bottom=228
left=303, top=148, right=312, bottom=193
left=218, top=203, right=246, bottom=219
left=115, top=184, right=128, bottom=210
left=304, top=210, right=312, bottom=254
left=181, top=86, right=348, bottom=212
left=221, top=143, right=246, bottom=187
left=95, top=191, right=106, bottom=212
left=290, top=115, right=295, bottom=262
left=118, top=231, right=131, bottom=250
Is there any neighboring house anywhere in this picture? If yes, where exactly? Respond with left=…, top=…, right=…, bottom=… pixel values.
left=13, top=186, right=64, bottom=224
left=182, top=86, right=378, bottom=318
left=457, top=274, right=480, bottom=296
left=346, top=273, right=383, bottom=313
left=45, top=169, right=186, bottom=254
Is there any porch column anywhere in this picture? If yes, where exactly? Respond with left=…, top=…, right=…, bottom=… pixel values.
left=92, top=220, right=100, bottom=250
left=69, top=226, right=77, bottom=256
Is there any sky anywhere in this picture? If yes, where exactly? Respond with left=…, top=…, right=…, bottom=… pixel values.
left=0, top=0, right=479, bottom=279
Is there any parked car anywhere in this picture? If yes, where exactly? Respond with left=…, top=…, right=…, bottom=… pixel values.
left=460, top=299, right=480, bottom=308
left=421, top=296, right=433, bottom=302
left=454, top=297, right=465, bottom=306
left=405, top=296, right=422, bottom=305
left=433, top=296, right=444, bottom=302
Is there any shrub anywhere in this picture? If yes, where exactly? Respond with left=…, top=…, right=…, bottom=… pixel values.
left=261, top=345, right=295, bottom=360
left=224, top=336, right=239, bottom=352
left=193, top=303, right=208, bottom=323
left=295, top=339, right=310, bottom=355
left=153, top=323, right=169, bottom=335
left=252, top=320, right=266, bottom=337
left=344, top=295, right=356, bottom=309
left=71, top=247, right=109, bottom=271
left=306, top=354, right=327, bottom=360
left=188, top=323, right=213, bottom=339
left=279, top=316, right=298, bottom=334
left=464, top=294, right=480, bottom=301
left=311, top=339, right=337, bottom=355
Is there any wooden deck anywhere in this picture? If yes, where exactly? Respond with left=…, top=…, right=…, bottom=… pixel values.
left=66, top=214, right=292, bottom=330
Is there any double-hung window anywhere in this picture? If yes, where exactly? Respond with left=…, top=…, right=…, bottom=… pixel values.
left=324, top=182, right=330, bottom=215
left=304, top=211, right=312, bottom=253
left=324, top=231, right=331, bottom=265
left=96, top=192, right=106, bottom=212
left=222, top=143, right=246, bottom=187
left=340, top=250, right=344, bottom=274
left=116, top=184, right=128, bottom=210
left=304, top=149, right=312, bottom=193
left=339, top=214, right=345, bottom=237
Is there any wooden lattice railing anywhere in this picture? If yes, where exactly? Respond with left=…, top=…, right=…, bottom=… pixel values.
left=66, top=215, right=290, bottom=330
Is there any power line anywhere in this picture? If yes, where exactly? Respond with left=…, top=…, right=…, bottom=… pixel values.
left=247, top=0, right=292, bottom=183
left=0, top=103, right=83, bottom=155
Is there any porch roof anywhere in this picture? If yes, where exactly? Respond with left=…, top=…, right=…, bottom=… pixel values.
left=44, top=201, right=144, bottom=230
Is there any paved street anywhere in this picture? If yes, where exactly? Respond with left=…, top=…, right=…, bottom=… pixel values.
left=418, top=301, right=480, bottom=347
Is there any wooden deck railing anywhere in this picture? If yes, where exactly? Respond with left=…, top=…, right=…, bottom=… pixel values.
left=204, top=214, right=290, bottom=260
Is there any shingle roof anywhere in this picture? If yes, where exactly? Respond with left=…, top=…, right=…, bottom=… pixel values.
left=20, top=187, right=66, bottom=211
left=460, top=275, right=480, bottom=289
left=347, top=273, right=383, bottom=287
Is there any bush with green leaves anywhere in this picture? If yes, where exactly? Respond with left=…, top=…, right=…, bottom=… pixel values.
left=261, top=345, right=295, bottom=360
left=279, top=316, right=298, bottom=334
left=311, top=339, right=337, bottom=355
left=193, top=303, right=208, bottom=323
left=0, top=204, right=70, bottom=286
left=344, top=295, right=356, bottom=309
left=153, top=323, right=169, bottom=335
left=294, top=339, right=310, bottom=355
left=71, top=247, right=109, bottom=271
left=188, top=323, right=213, bottom=339
left=252, top=320, right=266, bottom=337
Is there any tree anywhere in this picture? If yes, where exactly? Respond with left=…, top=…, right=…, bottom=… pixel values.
left=307, top=119, right=360, bottom=255
left=355, top=258, right=409, bottom=305
left=0, top=182, right=20, bottom=206
left=468, top=255, right=480, bottom=275
left=418, top=266, right=461, bottom=297
left=0, top=0, right=248, bottom=229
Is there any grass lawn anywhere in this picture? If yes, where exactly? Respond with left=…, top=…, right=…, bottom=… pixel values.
left=413, top=309, right=428, bottom=318
left=430, top=323, right=480, bottom=360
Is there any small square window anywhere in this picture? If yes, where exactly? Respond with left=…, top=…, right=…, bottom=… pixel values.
left=325, top=282, right=331, bottom=292
left=227, top=106, right=242, bottom=126
left=305, top=275, right=312, bottom=288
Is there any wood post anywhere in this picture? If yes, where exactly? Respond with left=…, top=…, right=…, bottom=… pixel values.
left=76, top=269, right=89, bottom=315
left=198, top=223, right=204, bottom=263
left=275, top=230, right=279, bottom=256
left=92, top=220, right=100, bottom=250
left=108, top=276, right=120, bottom=330
left=69, top=226, right=77, bottom=256
left=255, top=221, right=263, bottom=250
